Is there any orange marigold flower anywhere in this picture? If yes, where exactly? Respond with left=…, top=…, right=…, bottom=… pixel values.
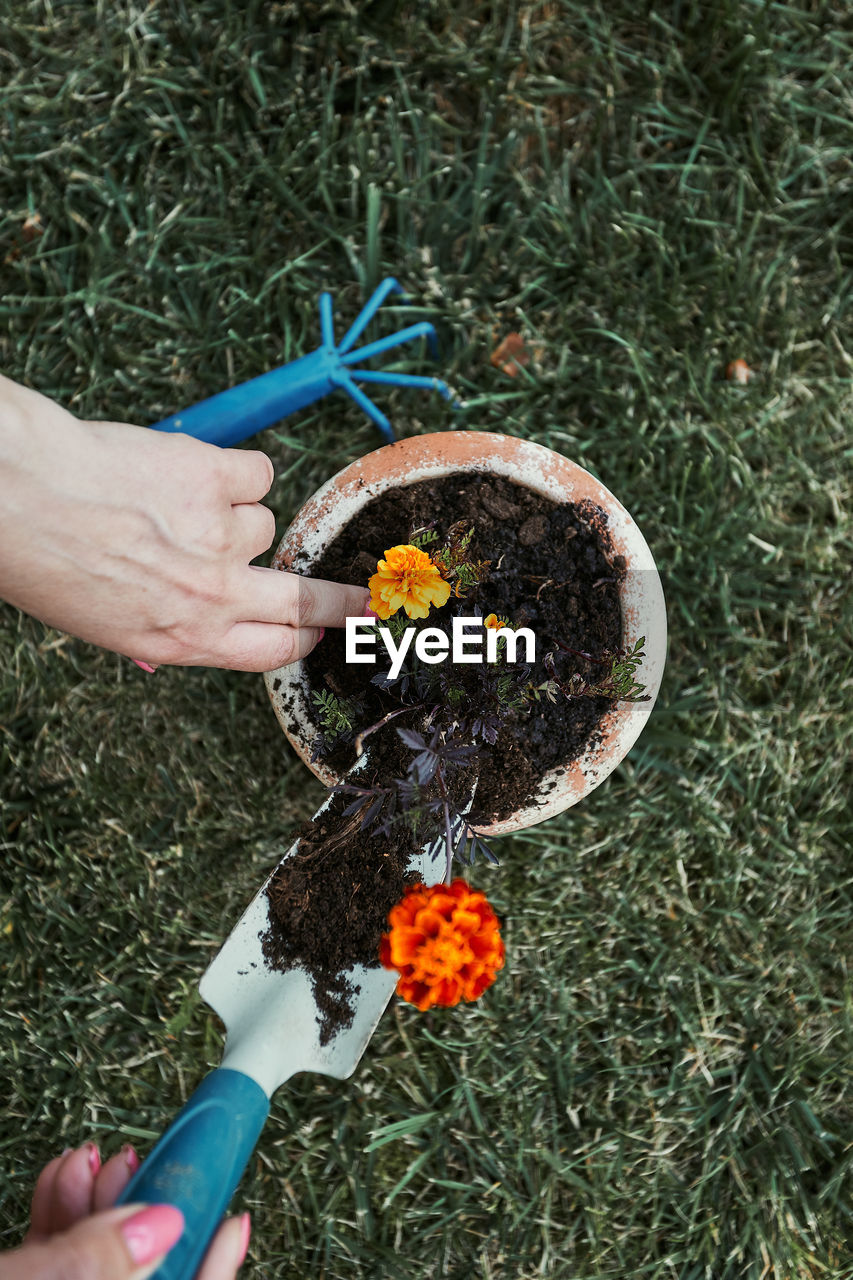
left=380, top=879, right=505, bottom=1011
left=483, top=613, right=510, bottom=630
left=368, top=544, right=452, bottom=620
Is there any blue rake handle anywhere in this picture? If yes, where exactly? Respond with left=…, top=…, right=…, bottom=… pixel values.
left=150, top=278, right=455, bottom=446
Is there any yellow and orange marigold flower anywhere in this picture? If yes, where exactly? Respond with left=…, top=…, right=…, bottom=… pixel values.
left=380, top=879, right=505, bottom=1011
left=483, top=613, right=511, bottom=630
left=368, top=544, right=451, bottom=620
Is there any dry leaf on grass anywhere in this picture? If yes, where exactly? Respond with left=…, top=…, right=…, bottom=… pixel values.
left=725, top=358, right=756, bottom=384
left=491, top=332, right=534, bottom=377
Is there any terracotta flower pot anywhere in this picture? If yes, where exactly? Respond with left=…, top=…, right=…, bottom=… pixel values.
left=264, top=431, right=666, bottom=836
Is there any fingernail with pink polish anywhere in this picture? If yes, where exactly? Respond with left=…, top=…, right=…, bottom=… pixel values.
left=363, top=602, right=378, bottom=619
left=237, top=1212, right=251, bottom=1266
left=121, top=1204, right=185, bottom=1266
left=317, top=626, right=325, bottom=642
left=131, top=659, right=158, bottom=673
left=122, top=1143, right=140, bottom=1174
left=86, top=1143, right=101, bottom=1176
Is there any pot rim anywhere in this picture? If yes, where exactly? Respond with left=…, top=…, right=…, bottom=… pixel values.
left=265, top=431, right=667, bottom=835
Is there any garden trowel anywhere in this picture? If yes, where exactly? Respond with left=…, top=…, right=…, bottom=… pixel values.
left=114, top=779, right=467, bottom=1280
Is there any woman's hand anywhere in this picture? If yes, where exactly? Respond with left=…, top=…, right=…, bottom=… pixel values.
left=0, top=374, right=368, bottom=671
left=2, top=1141, right=249, bottom=1279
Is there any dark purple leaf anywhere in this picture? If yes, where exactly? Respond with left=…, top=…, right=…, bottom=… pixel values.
left=411, top=752, right=439, bottom=785
left=363, top=796, right=385, bottom=827
left=342, top=796, right=368, bottom=818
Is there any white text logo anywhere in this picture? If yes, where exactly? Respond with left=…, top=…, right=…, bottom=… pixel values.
left=345, top=616, right=536, bottom=680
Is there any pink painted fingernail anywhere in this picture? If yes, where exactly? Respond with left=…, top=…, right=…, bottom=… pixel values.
left=122, top=1143, right=140, bottom=1173
left=131, top=659, right=158, bottom=673
left=121, top=1204, right=185, bottom=1266
left=317, top=627, right=325, bottom=642
left=237, top=1212, right=251, bottom=1266
left=86, top=1142, right=101, bottom=1176
left=363, top=602, right=378, bottom=619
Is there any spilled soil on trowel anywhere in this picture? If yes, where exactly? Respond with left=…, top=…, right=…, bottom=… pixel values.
left=260, top=785, right=418, bottom=1046
left=260, top=730, right=476, bottom=1046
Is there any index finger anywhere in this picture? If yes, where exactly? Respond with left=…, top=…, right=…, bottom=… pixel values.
left=246, top=567, right=370, bottom=629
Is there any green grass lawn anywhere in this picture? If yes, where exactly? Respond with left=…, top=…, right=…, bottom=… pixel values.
left=1, top=2, right=851, bottom=1276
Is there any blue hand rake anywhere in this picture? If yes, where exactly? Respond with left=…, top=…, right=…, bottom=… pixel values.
left=150, top=278, right=455, bottom=446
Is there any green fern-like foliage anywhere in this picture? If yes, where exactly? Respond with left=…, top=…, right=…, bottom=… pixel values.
left=408, top=525, right=439, bottom=550
left=312, top=689, right=358, bottom=737
left=429, top=522, right=490, bottom=598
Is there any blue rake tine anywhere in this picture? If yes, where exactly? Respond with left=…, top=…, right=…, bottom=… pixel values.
left=337, top=278, right=403, bottom=354
left=348, top=369, right=456, bottom=403
left=341, top=322, right=439, bottom=365
left=331, top=370, right=394, bottom=441
left=319, top=292, right=335, bottom=347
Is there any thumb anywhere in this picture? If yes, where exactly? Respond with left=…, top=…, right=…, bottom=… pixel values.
left=10, top=1202, right=184, bottom=1280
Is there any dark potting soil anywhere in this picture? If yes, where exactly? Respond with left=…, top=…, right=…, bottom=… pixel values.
left=260, top=784, right=418, bottom=1046
left=261, top=471, right=624, bottom=1043
left=302, top=471, right=624, bottom=824
left=261, top=731, right=477, bottom=1045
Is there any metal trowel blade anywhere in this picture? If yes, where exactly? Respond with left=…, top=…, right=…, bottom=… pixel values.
left=198, top=805, right=453, bottom=1099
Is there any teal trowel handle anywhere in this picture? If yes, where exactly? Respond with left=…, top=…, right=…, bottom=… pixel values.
left=115, top=1067, right=269, bottom=1280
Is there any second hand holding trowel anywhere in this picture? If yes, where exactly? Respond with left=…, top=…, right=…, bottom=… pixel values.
left=116, top=764, right=472, bottom=1280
